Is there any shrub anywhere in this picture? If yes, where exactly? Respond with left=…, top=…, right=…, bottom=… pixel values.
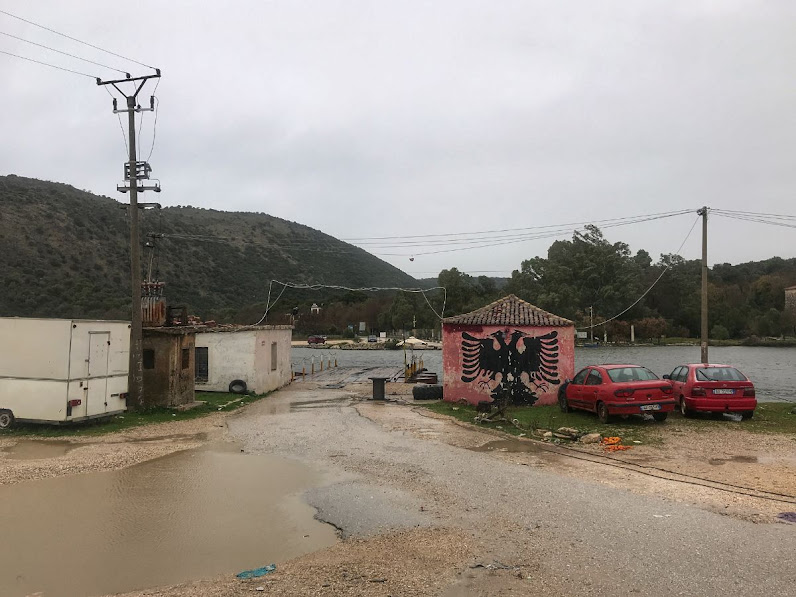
left=711, top=324, right=730, bottom=340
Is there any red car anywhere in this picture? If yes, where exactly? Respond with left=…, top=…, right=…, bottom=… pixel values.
left=307, top=335, right=326, bottom=344
left=664, top=364, right=756, bottom=419
left=559, top=364, right=676, bottom=423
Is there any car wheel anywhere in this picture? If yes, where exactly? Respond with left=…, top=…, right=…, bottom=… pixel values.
left=741, top=411, right=754, bottom=420
left=558, top=384, right=572, bottom=413
left=228, top=379, right=248, bottom=394
left=0, top=409, right=14, bottom=430
left=679, top=398, right=693, bottom=418
left=652, top=412, right=668, bottom=422
left=597, top=402, right=610, bottom=424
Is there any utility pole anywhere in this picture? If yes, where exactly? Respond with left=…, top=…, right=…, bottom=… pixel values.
left=97, top=71, right=161, bottom=409
left=589, top=306, right=594, bottom=343
left=698, top=206, right=709, bottom=364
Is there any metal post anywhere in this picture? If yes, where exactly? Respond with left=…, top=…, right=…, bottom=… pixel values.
left=127, top=95, right=143, bottom=409
left=700, top=206, right=709, bottom=363
left=589, top=306, right=594, bottom=343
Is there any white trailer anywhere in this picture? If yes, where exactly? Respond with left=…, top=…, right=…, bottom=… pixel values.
left=0, top=318, right=130, bottom=428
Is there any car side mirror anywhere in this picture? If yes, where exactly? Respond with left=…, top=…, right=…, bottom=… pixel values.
left=662, top=374, right=670, bottom=380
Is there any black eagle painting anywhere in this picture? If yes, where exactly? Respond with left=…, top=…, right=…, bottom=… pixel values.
left=461, top=329, right=560, bottom=407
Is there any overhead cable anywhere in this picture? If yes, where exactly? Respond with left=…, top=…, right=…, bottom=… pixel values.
left=342, top=209, right=695, bottom=242
left=254, top=281, right=447, bottom=325
left=0, top=29, right=129, bottom=75
left=0, top=48, right=96, bottom=78
left=0, top=9, right=156, bottom=70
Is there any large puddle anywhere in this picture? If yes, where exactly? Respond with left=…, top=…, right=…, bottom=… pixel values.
left=0, top=445, right=337, bottom=597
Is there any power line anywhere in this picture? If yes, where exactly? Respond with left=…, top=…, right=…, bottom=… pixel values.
left=713, top=212, right=796, bottom=230
left=0, top=48, right=96, bottom=78
left=711, top=208, right=796, bottom=220
left=103, top=85, right=128, bottom=151
left=342, top=209, right=695, bottom=242
left=577, top=215, right=701, bottom=331
left=146, top=85, right=160, bottom=162
left=254, top=281, right=448, bottom=325
left=0, top=8, right=155, bottom=70
left=374, top=212, right=692, bottom=257
left=0, top=29, right=129, bottom=75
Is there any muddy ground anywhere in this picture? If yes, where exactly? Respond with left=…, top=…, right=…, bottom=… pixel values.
left=2, top=381, right=795, bottom=596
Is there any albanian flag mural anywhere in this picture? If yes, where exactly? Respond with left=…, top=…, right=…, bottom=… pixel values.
left=460, top=329, right=560, bottom=406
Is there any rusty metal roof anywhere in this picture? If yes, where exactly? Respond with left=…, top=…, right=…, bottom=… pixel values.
left=442, top=294, right=573, bottom=327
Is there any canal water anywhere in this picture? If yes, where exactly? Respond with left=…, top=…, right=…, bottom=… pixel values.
left=293, top=345, right=796, bottom=402
left=0, top=444, right=337, bottom=597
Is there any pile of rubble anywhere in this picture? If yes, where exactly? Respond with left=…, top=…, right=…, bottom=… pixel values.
left=533, top=427, right=602, bottom=444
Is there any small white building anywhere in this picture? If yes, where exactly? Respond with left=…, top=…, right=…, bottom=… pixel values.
left=310, top=303, right=321, bottom=314
left=194, top=325, right=292, bottom=395
left=0, top=317, right=130, bottom=427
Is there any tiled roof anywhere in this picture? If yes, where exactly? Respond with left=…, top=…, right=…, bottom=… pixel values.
left=442, top=294, right=573, bottom=327
left=786, top=285, right=796, bottom=291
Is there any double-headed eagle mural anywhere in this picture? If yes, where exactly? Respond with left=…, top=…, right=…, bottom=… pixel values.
left=461, top=329, right=560, bottom=406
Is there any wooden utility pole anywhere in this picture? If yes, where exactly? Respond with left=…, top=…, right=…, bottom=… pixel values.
left=699, top=206, right=709, bottom=363
left=97, top=71, right=161, bottom=409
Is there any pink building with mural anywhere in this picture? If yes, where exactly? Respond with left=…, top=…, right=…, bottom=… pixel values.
left=442, top=295, right=575, bottom=407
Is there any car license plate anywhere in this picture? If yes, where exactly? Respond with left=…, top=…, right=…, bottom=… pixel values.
left=713, top=389, right=734, bottom=395
left=640, top=404, right=661, bottom=411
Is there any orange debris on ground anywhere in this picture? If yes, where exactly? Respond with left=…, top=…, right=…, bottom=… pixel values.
left=604, top=444, right=633, bottom=452
left=602, top=437, right=622, bottom=445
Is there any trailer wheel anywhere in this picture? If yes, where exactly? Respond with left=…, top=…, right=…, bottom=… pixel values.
left=0, top=409, right=14, bottom=430
left=229, top=380, right=248, bottom=395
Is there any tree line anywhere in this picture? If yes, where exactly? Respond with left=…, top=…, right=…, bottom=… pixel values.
left=290, top=225, right=796, bottom=341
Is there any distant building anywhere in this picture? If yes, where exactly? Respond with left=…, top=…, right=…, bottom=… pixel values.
left=194, top=325, right=293, bottom=395
left=442, top=294, right=575, bottom=407
left=310, top=303, right=321, bottom=314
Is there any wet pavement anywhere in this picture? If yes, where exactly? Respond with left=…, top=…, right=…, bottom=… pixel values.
left=0, top=443, right=336, bottom=597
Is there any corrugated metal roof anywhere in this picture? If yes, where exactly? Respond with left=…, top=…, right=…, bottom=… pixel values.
left=442, top=294, right=573, bottom=327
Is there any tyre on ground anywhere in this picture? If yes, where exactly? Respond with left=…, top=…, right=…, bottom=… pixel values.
left=0, top=409, right=14, bottom=430
left=652, top=412, right=668, bottom=422
left=229, top=379, right=248, bottom=394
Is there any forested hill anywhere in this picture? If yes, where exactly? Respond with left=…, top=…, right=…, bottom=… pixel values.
left=0, top=175, right=415, bottom=321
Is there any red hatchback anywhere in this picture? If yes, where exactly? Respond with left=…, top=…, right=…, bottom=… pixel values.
left=559, top=364, right=676, bottom=423
left=664, top=364, right=756, bottom=419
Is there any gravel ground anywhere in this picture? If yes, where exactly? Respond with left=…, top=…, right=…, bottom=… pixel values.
left=0, top=414, right=226, bottom=486
left=3, top=381, right=794, bottom=596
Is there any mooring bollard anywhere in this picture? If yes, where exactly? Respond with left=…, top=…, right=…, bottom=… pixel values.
left=334, top=358, right=338, bottom=368
left=369, top=376, right=389, bottom=400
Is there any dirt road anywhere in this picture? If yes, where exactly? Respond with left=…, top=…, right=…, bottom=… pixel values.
left=3, top=381, right=795, bottom=596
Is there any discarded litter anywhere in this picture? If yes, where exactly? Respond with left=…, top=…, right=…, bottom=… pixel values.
left=605, top=445, right=632, bottom=452
left=602, top=437, right=621, bottom=445
left=236, top=564, right=276, bottom=579
left=777, top=512, right=796, bottom=523
left=652, top=514, right=672, bottom=518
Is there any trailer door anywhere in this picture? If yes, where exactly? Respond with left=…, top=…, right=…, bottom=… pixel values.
left=86, top=332, right=110, bottom=416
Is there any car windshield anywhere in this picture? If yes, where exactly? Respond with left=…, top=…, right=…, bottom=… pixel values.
left=696, top=367, right=747, bottom=382
left=607, top=367, right=659, bottom=383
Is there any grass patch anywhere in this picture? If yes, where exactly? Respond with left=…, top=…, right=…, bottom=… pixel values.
left=421, top=401, right=796, bottom=443
left=673, top=402, right=796, bottom=435
left=1, top=392, right=267, bottom=438
left=421, top=402, right=659, bottom=445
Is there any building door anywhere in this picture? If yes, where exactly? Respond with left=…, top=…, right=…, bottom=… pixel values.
left=195, top=346, right=209, bottom=382
left=87, top=332, right=110, bottom=416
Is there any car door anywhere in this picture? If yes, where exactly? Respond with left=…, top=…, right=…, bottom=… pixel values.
left=584, top=369, right=605, bottom=412
left=567, top=368, right=590, bottom=409
left=669, top=366, right=685, bottom=396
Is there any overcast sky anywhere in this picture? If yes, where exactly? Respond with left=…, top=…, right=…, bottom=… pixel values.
left=1, top=0, right=795, bottom=279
